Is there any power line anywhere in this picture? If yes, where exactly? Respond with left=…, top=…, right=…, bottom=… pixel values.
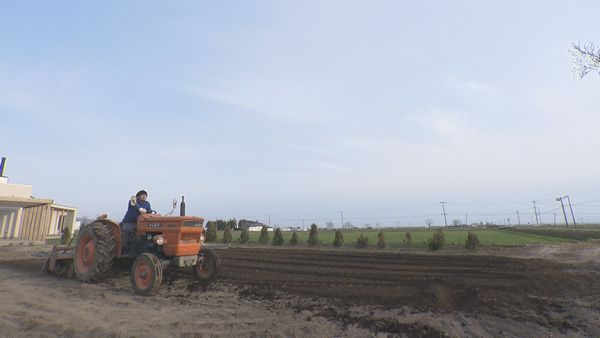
left=220, top=192, right=600, bottom=226
left=446, top=200, right=533, bottom=206
left=573, top=197, right=600, bottom=206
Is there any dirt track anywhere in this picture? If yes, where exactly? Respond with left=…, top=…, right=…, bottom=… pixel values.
left=1, top=244, right=599, bottom=337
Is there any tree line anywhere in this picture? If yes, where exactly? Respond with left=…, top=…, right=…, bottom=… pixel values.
left=204, top=222, right=481, bottom=251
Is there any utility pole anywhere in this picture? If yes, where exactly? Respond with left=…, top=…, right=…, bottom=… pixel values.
left=440, top=202, right=448, bottom=227
left=556, top=197, right=569, bottom=227
left=268, top=214, right=271, bottom=227
left=553, top=212, right=556, bottom=226
left=465, top=212, right=468, bottom=226
left=532, top=201, right=540, bottom=225
left=516, top=211, right=520, bottom=226
left=564, top=195, right=577, bottom=228
left=340, top=211, right=344, bottom=229
left=302, top=218, right=305, bottom=231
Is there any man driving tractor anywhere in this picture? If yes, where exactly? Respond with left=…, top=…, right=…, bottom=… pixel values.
left=121, top=190, right=152, bottom=253
left=45, top=189, right=220, bottom=296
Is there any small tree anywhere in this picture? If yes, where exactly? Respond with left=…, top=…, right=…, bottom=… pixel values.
left=227, top=218, right=237, bottom=230
left=404, top=232, right=412, bottom=248
left=377, top=231, right=386, bottom=249
left=206, top=222, right=218, bottom=242
left=425, top=218, right=433, bottom=228
left=258, top=225, right=269, bottom=244
left=465, top=231, right=480, bottom=251
left=428, top=229, right=446, bottom=250
left=452, top=219, right=461, bottom=227
left=60, top=226, right=72, bottom=245
left=79, top=216, right=91, bottom=227
left=223, top=225, right=232, bottom=244
left=307, top=223, right=319, bottom=246
left=333, top=230, right=344, bottom=247
left=289, top=231, right=299, bottom=245
left=356, top=233, right=369, bottom=248
left=240, top=227, right=250, bottom=244
left=273, top=228, right=284, bottom=246
left=570, top=42, right=600, bottom=78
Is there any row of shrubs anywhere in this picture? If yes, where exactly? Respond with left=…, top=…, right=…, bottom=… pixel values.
left=206, top=223, right=481, bottom=251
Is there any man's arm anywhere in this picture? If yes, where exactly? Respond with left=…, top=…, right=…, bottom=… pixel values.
left=139, top=201, right=151, bottom=214
left=136, top=201, right=151, bottom=214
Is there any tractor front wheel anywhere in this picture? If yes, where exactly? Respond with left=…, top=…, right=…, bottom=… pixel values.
left=131, top=253, right=163, bottom=296
left=194, top=248, right=220, bottom=284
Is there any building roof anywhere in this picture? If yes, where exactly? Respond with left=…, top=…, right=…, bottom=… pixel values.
left=0, top=196, right=54, bottom=208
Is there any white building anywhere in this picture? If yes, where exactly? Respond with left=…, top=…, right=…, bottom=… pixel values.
left=247, top=226, right=274, bottom=232
left=0, top=158, right=78, bottom=241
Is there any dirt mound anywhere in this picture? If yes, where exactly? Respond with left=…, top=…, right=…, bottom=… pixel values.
left=522, top=242, right=600, bottom=266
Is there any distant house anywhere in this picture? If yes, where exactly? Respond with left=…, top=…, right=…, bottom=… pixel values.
left=238, top=219, right=266, bottom=231
left=247, top=225, right=273, bottom=232
left=0, top=158, right=78, bottom=241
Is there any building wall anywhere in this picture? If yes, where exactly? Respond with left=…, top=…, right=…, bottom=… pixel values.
left=47, top=208, right=77, bottom=237
left=0, top=178, right=32, bottom=198
left=0, top=205, right=78, bottom=241
left=0, top=207, right=20, bottom=239
left=0, top=177, right=77, bottom=241
left=48, top=209, right=63, bottom=236
left=18, top=204, right=52, bottom=241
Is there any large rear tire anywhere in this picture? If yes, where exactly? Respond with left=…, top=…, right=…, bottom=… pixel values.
left=194, top=248, right=220, bottom=284
left=131, top=253, right=163, bottom=296
left=74, top=221, right=116, bottom=282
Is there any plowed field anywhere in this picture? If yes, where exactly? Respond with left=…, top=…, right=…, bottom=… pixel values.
left=217, top=248, right=600, bottom=336
left=1, top=244, right=599, bottom=337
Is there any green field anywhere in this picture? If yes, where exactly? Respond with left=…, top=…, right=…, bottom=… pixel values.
left=215, top=227, right=584, bottom=248
left=508, top=228, right=600, bottom=241
left=47, top=226, right=600, bottom=248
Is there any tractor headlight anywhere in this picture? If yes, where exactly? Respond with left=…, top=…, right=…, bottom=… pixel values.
left=200, top=234, right=205, bottom=243
left=153, top=235, right=165, bottom=246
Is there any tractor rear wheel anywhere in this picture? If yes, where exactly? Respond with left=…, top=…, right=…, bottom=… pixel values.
left=194, top=248, right=220, bottom=284
left=74, top=221, right=116, bottom=282
left=131, top=253, right=163, bottom=296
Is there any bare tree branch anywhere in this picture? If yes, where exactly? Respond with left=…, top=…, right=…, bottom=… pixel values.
left=570, top=42, right=600, bottom=79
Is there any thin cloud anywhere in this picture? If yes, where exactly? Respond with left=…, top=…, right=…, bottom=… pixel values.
left=182, top=80, right=342, bottom=123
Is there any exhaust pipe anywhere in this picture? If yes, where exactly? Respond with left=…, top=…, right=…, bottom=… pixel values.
left=180, top=196, right=186, bottom=216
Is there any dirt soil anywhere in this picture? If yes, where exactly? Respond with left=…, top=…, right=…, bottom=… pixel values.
left=1, top=243, right=599, bottom=337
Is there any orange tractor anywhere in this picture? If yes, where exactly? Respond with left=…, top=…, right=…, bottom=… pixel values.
left=45, top=209, right=220, bottom=296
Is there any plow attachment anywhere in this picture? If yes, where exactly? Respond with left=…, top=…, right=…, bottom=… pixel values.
left=43, top=245, right=75, bottom=278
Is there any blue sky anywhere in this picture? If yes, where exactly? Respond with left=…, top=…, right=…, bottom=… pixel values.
left=2, top=1, right=600, bottom=227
